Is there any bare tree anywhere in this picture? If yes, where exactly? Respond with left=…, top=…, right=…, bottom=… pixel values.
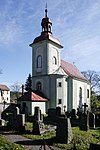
left=10, top=82, right=22, bottom=99
left=10, top=82, right=21, bottom=92
left=81, top=70, right=100, bottom=92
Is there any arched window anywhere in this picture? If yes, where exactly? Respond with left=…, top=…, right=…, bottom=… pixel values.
left=87, top=89, right=89, bottom=98
left=52, top=56, right=57, bottom=65
left=79, top=87, right=82, bottom=111
left=79, top=87, right=82, bottom=98
left=36, top=82, right=42, bottom=91
left=37, top=55, right=42, bottom=68
left=48, top=25, right=51, bottom=32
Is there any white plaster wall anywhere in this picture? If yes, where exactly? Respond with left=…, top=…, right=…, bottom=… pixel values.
left=48, top=43, right=61, bottom=74
left=86, top=84, right=91, bottom=109
left=57, top=77, right=67, bottom=112
left=32, top=102, right=46, bottom=115
left=0, top=91, right=10, bottom=103
left=73, top=79, right=90, bottom=110
left=32, top=41, right=61, bottom=76
left=63, top=78, right=68, bottom=111
left=32, top=41, right=46, bottom=76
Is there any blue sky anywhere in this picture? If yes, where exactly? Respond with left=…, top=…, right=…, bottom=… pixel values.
left=0, top=0, right=100, bottom=88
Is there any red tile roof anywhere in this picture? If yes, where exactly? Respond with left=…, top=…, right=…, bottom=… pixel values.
left=0, top=84, right=10, bottom=91
left=61, top=60, right=87, bottom=81
left=17, top=91, right=47, bottom=102
left=31, top=92, right=47, bottom=101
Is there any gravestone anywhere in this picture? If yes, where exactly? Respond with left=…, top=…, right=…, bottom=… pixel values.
left=34, top=107, right=41, bottom=121
left=16, top=114, right=25, bottom=127
left=77, top=108, right=82, bottom=126
left=95, top=113, right=100, bottom=127
left=1, top=104, right=20, bottom=121
left=79, top=103, right=89, bottom=131
left=82, top=103, right=88, bottom=114
left=33, top=120, right=45, bottom=135
left=7, top=114, right=14, bottom=127
left=65, top=111, right=70, bottom=118
left=77, top=108, right=82, bottom=117
left=56, top=117, right=73, bottom=144
left=48, top=108, right=56, bottom=118
left=33, top=107, right=45, bottom=135
left=89, top=112, right=95, bottom=128
left=34, top=107, right=43, bottom=122
left=7, top=106, right=26, bottom=131
left=48, top=108, right=56, bottom=122
left=80, top=112, right=89, bottom=131
left=71, top=109, right=76, bottom=119
left=56, top=107, right=61, bottom=116
left=33, top=120, right=40, bottom=134
left=70, top=109, right=79, bottom=127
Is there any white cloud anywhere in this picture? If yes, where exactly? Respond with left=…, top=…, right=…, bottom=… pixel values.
left=0, top=2, right=23, bottom=45
left=0, top=20, right=23, bottom=45
left=0, top=1, right=41, bottom=46
left=68, top=36, right=100, bottom=57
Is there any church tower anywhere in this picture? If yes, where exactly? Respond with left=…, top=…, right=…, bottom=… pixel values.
left=30, top=6, right=67, bottom=112
left=30, top=6, right=63, bottom=76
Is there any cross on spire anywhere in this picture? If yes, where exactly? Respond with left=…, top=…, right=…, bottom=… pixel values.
left=41, top=4, right=52, bottom=34
left=45, top=3, right=48, bottom=17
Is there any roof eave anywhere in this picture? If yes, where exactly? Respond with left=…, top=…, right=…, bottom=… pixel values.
left=70, top=76, right=90, bottom=83
left=29, top=35, right=63, bottom=49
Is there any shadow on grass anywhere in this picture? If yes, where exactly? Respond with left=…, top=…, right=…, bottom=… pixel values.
left=15, top=137, right=57, bottom=146
left=15, top=139, right=43, bottom=146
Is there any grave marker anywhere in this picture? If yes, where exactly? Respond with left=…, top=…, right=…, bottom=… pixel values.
left=56, top=107, right=61, bottom=116
left=82, top=103, right=88, bottom=114
left=71, top=109, right=76, bottom=119
left=56, top=117, right=73, bottom=144
left=80, top=111, right=89, bottom=131
left=89, top=112, right=95, bottom=129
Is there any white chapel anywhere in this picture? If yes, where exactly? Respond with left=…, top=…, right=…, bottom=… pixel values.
left=18, top=7, right=90, bottom=115
left=30, top=7, right=90, bottom=113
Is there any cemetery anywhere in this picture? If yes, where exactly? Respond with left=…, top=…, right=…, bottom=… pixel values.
left=0, top=2, right=100, bottom=150
left=0, top=103, right=99, bottom=150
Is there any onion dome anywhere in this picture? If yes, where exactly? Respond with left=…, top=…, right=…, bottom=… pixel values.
left=41, top=5, right=52, bottom=34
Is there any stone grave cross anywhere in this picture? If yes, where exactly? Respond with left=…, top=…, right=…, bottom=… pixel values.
left=82, top=103, right=88, bottom=114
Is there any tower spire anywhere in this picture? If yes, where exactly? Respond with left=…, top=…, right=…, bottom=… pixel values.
left=41, top=4, right=52, bottom=34
left=45, top=3, right=48, bottom=17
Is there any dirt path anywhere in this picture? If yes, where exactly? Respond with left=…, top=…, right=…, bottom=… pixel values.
left=3, top=134, right=65, bottom=150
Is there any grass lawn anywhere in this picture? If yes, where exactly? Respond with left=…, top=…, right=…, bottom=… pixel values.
left=23, top=124, right=100, bottom=150
left=0, top=122, right=99, bottom=150
left=0, top=135, right=25, bottom=150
